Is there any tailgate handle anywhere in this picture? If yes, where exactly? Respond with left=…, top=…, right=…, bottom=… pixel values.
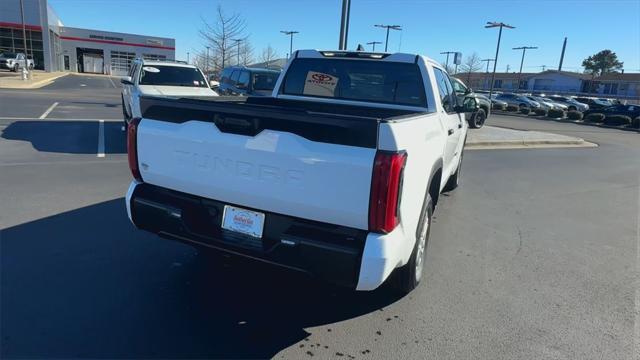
left=448, top=129, right=455, bottom=136
left=213, top=114, right=260, bottom=135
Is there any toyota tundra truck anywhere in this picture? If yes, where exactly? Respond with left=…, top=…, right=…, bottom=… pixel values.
left=125, top=50, right=474, bottom=293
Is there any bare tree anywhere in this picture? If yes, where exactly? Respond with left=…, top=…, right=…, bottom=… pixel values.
left=238, top=40, right=254, bottom=66
left=260, top=45, right=279, bottom=69
left=459, top=52, right=483, bottom=84
left=199, top=5, right=247, bottom=72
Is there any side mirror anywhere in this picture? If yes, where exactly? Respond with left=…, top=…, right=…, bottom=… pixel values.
left=455, top=97, right=478, bottom=113
left=465, top=87, right=472, bottom=95
left=121, top=76, right=133, bottom=85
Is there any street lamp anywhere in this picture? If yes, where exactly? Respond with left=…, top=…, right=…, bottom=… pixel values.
left=19, top=0, right=30, bottom=78
left=232, top=39, right=242, bottom=65
left=338, top=0, right=351, bottom=50
left=440, top=51, right=456, bottom=70
left=187, top=52, right=190, bottom=63
left=280, top=30, right=299, bottom=58
left=485, top=21, right=515, bottom=100
left=367, top=41, right=382, bottom=52
left=374, top=24, right=402, bottom=52
left=513, top=46, right=537, bottom=91
left=481, top=58, right=494, bottom=73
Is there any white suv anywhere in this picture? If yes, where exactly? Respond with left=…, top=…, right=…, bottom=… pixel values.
left=121, top=59, right=218, bottom=128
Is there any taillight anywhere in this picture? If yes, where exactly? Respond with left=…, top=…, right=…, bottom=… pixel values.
left=127, top=117, right=143, bottom=182
left=369, top=151, right=407, bottom=233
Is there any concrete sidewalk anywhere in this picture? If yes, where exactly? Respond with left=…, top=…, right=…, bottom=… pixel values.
left=0, top=71, right=68, bottom=89
left=466, top=125, right=597, bottom=149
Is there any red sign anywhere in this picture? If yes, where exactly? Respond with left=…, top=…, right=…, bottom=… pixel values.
left=312, top=73, right=333, bottom=82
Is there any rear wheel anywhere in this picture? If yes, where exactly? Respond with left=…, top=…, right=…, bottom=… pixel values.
left=469, top=108, right=486, bottom=129
left=568, top=106, right=577, bottom=111
left=13, top=64, right=19, bottom=72
left=392, top=195, right=433, bottom=294
left=28, top=63, right=34, bottom=70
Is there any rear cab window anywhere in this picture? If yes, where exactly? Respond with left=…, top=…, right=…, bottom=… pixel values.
left=138, top=65, right=208, bottom=87
left=281, top=58, right=427, bottom=107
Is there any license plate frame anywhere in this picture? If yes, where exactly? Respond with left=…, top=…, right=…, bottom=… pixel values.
left=221, top=205, right=265, bottom=238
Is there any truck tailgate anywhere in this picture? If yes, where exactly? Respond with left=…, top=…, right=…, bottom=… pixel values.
left=136, top=108, right=377, bottom=229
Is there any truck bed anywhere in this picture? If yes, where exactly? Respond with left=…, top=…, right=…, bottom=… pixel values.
left=139, top=95, right=426, bottom=149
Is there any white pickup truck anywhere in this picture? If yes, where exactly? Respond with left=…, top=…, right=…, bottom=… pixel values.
left=125, top=50, right=475, bottom=293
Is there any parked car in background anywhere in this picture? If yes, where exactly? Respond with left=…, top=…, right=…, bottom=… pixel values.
left=0, top=52, right=34, bottom=72
left=495, top=93, right=541, bottom=109
left=574, top=97, right=612, bottom=110
left=451, top=77, right=491, bottom=128
left=121, top=58, right=218, bottom=129
left=528, top=96, right=568, bottom=111
left=583, top=104, right=640, bottom=119
left=475, top=90, right=508, bottom=109
left=218, top=66, right=281, bottom=96
left=125, top=49, right=475, bottom=294
left=541, top=95, right=588, bottom=112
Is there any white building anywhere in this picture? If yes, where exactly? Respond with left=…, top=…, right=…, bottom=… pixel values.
left=0, top=0, right=174, bottom=75
left=456, top=70, right=640, bottom=99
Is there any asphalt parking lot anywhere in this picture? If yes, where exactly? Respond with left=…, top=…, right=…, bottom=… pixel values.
left=1, top=75, right=639, bottom=359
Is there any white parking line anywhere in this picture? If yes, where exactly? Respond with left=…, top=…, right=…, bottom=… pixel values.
left=107, top=76, right=117, bottom=88
left=97, top=120, right=105, bottom=158
left=39, top=102, right=59, bottom=119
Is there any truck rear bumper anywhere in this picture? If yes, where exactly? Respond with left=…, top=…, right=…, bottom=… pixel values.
left=125, top=181, right=388, bottom=289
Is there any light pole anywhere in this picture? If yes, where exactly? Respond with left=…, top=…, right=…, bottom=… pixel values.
left=280, top=30, right=299, bottom=58
left=338, top=0, right=351, bottom=50
left=374, top=24, right=402, bottom=52
left=19, top=0, right=29, bottom=78
left=513, top=46, right=537, bottom=91
left=367, top=41, right=382, bottom=52
left=440, top=51, right=456, bottom=70
left=205, top=46, right=210, bottom=79
left=232, top=39, right=242, bottom=65
left=481, top=58, right=494, bottom=73
left=187, top=52, right=190, bottom=63
left=485, top=21, right=515, bottom=100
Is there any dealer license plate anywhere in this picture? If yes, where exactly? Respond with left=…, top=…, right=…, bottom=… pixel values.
left=221, top=205, right=265, bottom=238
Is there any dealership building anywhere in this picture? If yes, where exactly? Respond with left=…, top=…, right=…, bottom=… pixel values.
left=0, top=0, right=175, bottom=75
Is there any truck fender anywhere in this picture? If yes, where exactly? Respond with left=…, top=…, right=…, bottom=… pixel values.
left=426, top=158, right=443, bottom=210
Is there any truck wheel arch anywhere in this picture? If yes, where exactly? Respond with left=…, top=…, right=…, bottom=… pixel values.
left=426, top=158, right=443, bottom=210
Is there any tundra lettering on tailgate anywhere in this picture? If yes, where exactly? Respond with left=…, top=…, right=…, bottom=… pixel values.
left=173, top=150, right=304, bottom=186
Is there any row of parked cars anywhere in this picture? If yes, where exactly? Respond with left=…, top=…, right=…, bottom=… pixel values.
left=477, top=90, right=639, bottom=120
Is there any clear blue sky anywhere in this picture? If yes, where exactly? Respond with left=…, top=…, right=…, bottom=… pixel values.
left=49, top=0, right=640, bottom=73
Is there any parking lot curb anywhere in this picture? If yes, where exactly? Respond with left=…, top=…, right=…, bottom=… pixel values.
left=0, top=72, right=69, bottom=89
left=493, top=110, right=640, bottom=133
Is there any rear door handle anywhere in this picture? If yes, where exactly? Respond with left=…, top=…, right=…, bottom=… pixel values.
left=448, top=129, right=455, bottom=136
left=458, top=123, right=463, bottom=129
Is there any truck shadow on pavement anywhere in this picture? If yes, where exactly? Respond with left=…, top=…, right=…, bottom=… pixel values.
left=1, top=198, right=402, bottom=359
left=1, top=120, right=125, bottom=154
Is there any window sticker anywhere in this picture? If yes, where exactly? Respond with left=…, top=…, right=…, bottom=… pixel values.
left=193, top=80, right=200, bottom=86
left=142, top=66, right=160, bottom=73
left=303, top=71, right=338, bottom=97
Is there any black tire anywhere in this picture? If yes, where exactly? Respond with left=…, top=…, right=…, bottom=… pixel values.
left=28, top=64, right=34, bottom=70
left=468, top=108, right=486, bottom=129
left=518, top=103, right=527, bottom=109
left=443, top=149, right=463, bottom=192
left=13, top=64, right=19, bottom=72
left=392, top=194, right=433, bottom=294
left=568, top=106, right=577, bottom=111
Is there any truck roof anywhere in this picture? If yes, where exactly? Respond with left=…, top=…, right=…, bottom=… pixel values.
left=296, top=49, right=438, bottom=65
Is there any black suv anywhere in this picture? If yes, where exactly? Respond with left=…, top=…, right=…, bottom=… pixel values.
left=218, top=66, right=281, bottom=96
